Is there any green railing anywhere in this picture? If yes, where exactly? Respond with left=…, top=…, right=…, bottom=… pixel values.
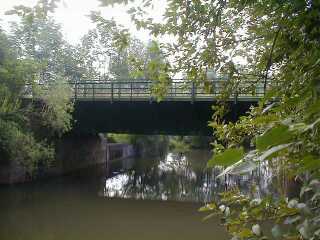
left=24, top=79, right=266, bottom=102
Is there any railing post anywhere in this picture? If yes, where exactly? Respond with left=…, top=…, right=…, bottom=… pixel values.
left=191, top=82, right=196, bottom=103
left=74, top=80, right=78, bottom=99
left=118, top=82, right=120, bottom=99
left=84, top=81, right=87, bottom=98
left=175, top=82, right=177, bottom=96
left=92, top=82, right=95, bottom=100
left=149, top=81, right=153, bottom=103
left=111, top=82, right=114, bottom=103
left=130, top=82, right=133, bottom=101
left=234, top=89, right=238, bottom=104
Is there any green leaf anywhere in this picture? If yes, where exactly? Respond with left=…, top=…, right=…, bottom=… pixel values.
left=238, top=228, right=253, bottom=238
left=198, top=203, right=217, bottom=212
left=305, top=99, right=320, bottom=119
left=207, top=147, right=244, bottom=167
left=271, top=225, right=282, bottom=239
left=98, top=0, right=131, bottom=7
left=202, top=212, right=218, bottom=222
left=256, top=125, right=294, bottom=151
left=217, top=160, right=258, bottom=177
left=259, top=143, right=294, bottom=161
left=297, top=154, right=320, bottom=174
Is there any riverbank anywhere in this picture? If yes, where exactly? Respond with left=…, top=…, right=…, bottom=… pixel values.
left=0, top=134, right=136, bottom=184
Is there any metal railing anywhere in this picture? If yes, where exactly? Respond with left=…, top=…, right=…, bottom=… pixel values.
left=23, top=79, right=266, bottom=102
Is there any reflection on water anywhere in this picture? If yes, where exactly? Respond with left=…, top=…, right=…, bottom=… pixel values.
left=0, top=180, right=228, bottom=240
left=105, top=150, right=273, bottom=203
left=105, top=151, right=214, bottom=202
left=0, top=149, right=272, bottom=240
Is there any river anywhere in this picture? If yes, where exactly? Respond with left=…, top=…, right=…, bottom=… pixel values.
left=0, top=149, right=271, bottom=240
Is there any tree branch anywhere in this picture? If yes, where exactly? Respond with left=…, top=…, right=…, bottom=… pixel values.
left=263, top=27, right=281, bottom=92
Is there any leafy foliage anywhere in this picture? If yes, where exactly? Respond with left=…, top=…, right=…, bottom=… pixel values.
left=38, top=78, right=74, bottom=135
left=0, top=119, right=54, bottom=172
left=169, top=136, right=191, bottom=153
left=256, top=125, right=294, bottom=152
left=108, top=133, right=169, bottom=157
left=0, top=29, right=55, bottom=173
left=207, top=147, right=244, bottom=167
left=0, top=1, right=75, bottom=175
left=98, top=0, right=320, bottom=239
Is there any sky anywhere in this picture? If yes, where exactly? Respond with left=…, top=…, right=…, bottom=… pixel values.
left=0, top=0, right=166, bottom=45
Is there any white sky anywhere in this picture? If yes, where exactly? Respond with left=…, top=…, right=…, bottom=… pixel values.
left=0, top=0, right=166, bottom=45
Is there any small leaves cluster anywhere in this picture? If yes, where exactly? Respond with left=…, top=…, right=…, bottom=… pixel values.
left=200, top=186, right=320, bottom=240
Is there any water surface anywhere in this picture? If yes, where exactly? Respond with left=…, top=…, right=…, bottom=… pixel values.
left=0, top=149, right=270, bottom=240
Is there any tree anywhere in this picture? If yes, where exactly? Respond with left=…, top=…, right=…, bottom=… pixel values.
left=6, top=0, right=81, bottom=83
left=0, top=0, right=75, bottom=175
left=76, top=11, right=131, bottom=80
left=6, top=1, right=75, bottom=134
left=80, top=12, right=171, bottom=100
left=0, top=29, right=54, bottom=173
left=98, top=0, right=320, bottom=239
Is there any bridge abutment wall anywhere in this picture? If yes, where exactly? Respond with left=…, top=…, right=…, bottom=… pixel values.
left=54, top=133, right=108, bottom=176
left=0, top=134, right=109, bottom=184
left=0, top=160, right=29, bottom=184
left=0, top=133, right=139, bottom=184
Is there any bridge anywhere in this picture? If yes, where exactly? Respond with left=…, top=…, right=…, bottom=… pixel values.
left=26, top=79, right=265, bottom=135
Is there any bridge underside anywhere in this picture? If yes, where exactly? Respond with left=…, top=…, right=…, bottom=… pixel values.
left=72, top=100, right=256, bottom=136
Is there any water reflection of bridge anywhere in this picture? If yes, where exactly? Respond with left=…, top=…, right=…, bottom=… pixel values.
left=105, top=150, right=273, bottom=202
